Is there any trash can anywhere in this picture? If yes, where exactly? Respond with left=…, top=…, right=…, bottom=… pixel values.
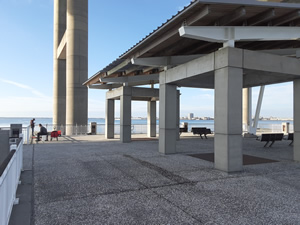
left=282, top=122, right=290, bottom=134
left=181, top=122, right=188, bottom=132
left=10, top=124, right=22, bottom=138
left=90, top=122, right=97, bottom=135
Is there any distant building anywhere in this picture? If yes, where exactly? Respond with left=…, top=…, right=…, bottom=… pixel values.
left=188, top=113, right=194, bottom=120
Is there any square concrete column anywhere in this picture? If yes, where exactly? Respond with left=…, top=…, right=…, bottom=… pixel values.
left=65, top=0, right=88, bottom=135
left=214, top=67, right=243, bottom=172
left=159, top=84, right=177, bottom=154
left=53, top=0, right=66, bottom=127
left=294, top=79, right=300, bottom=161
left=120, top=87, right=132, bottom=143
left=105, top=99, right=115, bottom=139
left=147, top=101, right=156, bottom=137
left=176, top=91, right=180, bottom=140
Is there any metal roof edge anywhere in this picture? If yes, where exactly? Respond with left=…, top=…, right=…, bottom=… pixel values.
left=196, top=0, right=300, bottom=8
left=86, top=0, right=300, bottom=83
left=119, top=0, right=199, bottom=59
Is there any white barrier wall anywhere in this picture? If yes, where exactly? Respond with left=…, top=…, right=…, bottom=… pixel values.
left=0, top=138, right=23, bottom=225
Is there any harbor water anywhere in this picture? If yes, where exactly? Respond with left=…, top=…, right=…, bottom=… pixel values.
left=0, top=117, right=294, bottom=135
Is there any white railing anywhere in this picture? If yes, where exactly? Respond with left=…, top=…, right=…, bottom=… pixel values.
left=6, top=122, right=293, bottom=140
left=0, top=137, right=23, bottom=225
left=30, top=124, right=156, bottom=135
left=257, top=123, right=294, bottom=134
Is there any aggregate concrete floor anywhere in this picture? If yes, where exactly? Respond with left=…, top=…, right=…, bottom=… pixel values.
left=11, top=134, right=300, bottom=224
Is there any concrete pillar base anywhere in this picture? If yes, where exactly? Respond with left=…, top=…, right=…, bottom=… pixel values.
left=120, top=125, right=131, bottom=143
left=159, top=129, right=177, bottom=154
left=214, top=134, right=243, bottom=172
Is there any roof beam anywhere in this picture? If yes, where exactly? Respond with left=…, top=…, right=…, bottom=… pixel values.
left=259, top=48, right=300, bottom=56
left=127, top=80, right=159, bottom=87
left=143, top=67, right=157, bottom=74
left=100, top=74, right=159, bottom=84
left=246, top=8, right=275, bottom=25
left=88, top=83, right=122, bottom=90
left=215, top=6, right=246, bottom=26
left=271, top=10, right=300, bottom=26
left=131, top=55, right=204, bottom=67
left=182, top=42, right=220, bottom=55
left=106, top=59, right=131, bottom=76
left=179, top=26, right=300, bottom=44
left=186, top=5, right=211, bottom=25
left=123, top=65, right=143, bottom=75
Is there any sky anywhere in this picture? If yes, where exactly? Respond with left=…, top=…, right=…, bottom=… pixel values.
left=0, top=0, right=294, bottom=119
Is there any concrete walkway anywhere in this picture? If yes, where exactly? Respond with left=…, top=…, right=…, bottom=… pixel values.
left=11, top=134, right=300, bottom=224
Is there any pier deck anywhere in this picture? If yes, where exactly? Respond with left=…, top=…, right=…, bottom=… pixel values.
left=10, top=134, right=300, bottom=225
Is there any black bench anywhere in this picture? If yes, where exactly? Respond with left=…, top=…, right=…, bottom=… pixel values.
left=191, top=127, right=212, bottom=139
left=260, top=133, right=284, bottom=147
left=287, top=133, right=294, bottom=146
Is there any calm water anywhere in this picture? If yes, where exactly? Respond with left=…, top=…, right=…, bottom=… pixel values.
left=0, top=117, right=149, bottom=127
left=0, top=117, right=293, bottom=129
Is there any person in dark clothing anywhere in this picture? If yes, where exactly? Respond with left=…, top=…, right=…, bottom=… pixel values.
left=37, top=124, right=48, bottom=141
left=30, top=118, right=35, bottom=136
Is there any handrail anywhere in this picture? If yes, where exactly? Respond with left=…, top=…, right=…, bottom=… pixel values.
left=0, top=150, right=16, bottom=177
left=0, top=138, right=23, bottom=225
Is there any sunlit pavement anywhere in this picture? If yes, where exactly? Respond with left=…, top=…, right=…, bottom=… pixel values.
left=10, top=134, right=300, bottom=225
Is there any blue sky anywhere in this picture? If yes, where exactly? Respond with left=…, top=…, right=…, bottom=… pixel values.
left=0, top=0, right=294, bottom=119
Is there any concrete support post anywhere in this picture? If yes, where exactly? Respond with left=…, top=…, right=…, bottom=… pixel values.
left=105, top=99, right=115, bottom=139
left=294, top=79, right=300, bottom=161
left=159, top=84, right=177, bottom=154
left=176, top=91, right=180, bottom=140
left=147, top=101, right=156, bottom=137
left=214, top=67, right=243, bottom=172
left=242, top=88, right=252, bottom=132
left=66, top=0, right=88, bottom=135
left=53, top=0, right=66, bottom=126
left=120, top=87, right=132, bottom=143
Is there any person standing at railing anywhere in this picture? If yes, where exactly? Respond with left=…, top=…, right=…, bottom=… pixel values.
left=30, top=118, right=35, bottom=136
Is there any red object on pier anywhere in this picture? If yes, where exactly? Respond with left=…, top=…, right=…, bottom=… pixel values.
left=50, top=131, right=59, bottom=141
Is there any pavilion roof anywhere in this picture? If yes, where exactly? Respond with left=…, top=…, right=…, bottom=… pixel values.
left=84, top=0, right=300, bottom=87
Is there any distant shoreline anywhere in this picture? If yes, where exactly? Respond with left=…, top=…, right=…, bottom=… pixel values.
left=0, top=117, right=294, bottom=121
